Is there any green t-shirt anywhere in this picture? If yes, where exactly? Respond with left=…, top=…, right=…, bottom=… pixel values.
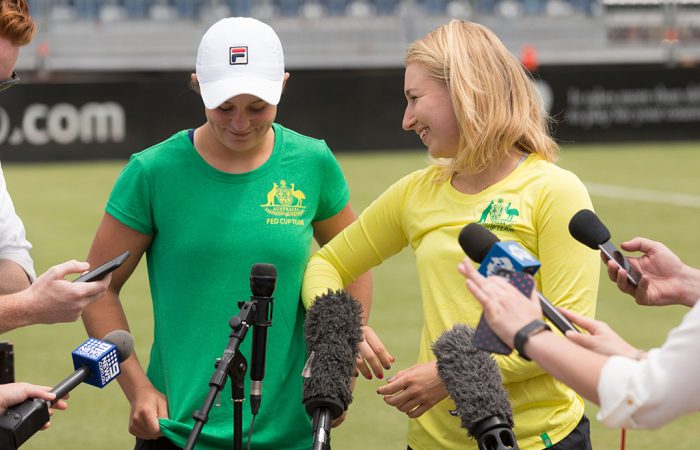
left=107, top=123, right=350, bottom=450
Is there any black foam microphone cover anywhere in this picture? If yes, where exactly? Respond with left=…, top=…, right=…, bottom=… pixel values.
left=568, top=209, right=611, bottom=250
left=303, top=289, right=363, bottom=418
left=434, top=324, right=517, bottom=449
left=458, top=223, right=500, bottom=263
left=250, top=263, right=277, bottom=297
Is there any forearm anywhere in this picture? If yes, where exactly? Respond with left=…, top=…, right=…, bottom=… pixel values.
left=82, top=291, right=152, bottom=399
left=0, top=290, right=34, bottom=333
left=0, top=259, right=31, bottom=295
left=524, top=331, right=607, bottom=404
left=345, top=271, right=372, bottom=325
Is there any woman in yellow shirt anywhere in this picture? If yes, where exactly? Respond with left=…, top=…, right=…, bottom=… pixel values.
left=303, top=20, right=599, bottom=450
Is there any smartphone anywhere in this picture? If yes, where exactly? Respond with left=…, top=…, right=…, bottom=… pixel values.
left=600, top=242, right=641, bottom=287
left=472, top=270, right=536, bottom=355
left=73, top=251, right=130, bottom=283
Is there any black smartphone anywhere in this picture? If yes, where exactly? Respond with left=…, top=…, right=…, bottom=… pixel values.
left=600, top=242, right=641, bottom=287
left=472, top=269, right=536, bottom=355
left=73, top=251, right=130, bottom=283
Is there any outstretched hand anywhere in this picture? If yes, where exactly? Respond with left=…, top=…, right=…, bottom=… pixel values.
left=606, top=237, right=700, bottom=307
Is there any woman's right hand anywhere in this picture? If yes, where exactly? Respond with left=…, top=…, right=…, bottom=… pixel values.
left=355, top=325, right=395, bottom=380
left=127, top=385, right=169, bottom=440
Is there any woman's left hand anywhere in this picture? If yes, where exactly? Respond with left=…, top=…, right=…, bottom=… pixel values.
left=376, top=361, right=447, bottom=418
left=561, top=308, right=640, bottom=358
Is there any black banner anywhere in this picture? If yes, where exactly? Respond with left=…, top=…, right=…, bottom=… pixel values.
left=1, top=65, right=699, bottom=161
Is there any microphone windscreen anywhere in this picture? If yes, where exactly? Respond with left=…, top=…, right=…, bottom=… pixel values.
left=458, top=223, right=500, bottom=263
left=568, top=209, right=611, bottom=250
left=303, top=289, right=363, bottom=413
left=433, top=324, right=514, bottom=437
left=102, top=330, right=134, bottom=362
left=250, top=263, right=277, bottom=297
left=102, top=330, right=134, bottom=361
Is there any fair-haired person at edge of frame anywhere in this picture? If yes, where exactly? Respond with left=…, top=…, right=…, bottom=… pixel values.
left=460, top=236, right=700, bottom=430
left=80, top=17, right=371, bottom=450
left=302, top=19, right=598, bottom=450
left=0, top=1, right=111, bottom=331
left=0, top=0, right=111, bottom=429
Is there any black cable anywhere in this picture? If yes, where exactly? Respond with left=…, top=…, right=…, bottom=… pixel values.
left=246, top=414, right=257, bottom=450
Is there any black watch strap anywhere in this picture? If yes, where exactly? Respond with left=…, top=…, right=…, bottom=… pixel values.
left=514, top=319, right=551, bottom=361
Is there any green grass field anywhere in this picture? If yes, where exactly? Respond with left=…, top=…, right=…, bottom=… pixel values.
left=3, top=141, right=700, bottom=449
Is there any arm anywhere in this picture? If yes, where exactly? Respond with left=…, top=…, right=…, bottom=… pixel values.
left=595, top=303, right=700, bottom=429
left=304, top=179, right=413, bottom=379
left=312, top=202, right=394, bottom=381
left=462, top=259, right=700, bottom=429
left=606, top=237, right=700, bottom=308
left=312, top=203, right=372, bottom=324
left=0, top=164, right=36, bottom=290
left=81, top=213, right=167, bottom=440
left=0, top=260, right=31, bottom=294
left=0, top=260, right=111, bottom=334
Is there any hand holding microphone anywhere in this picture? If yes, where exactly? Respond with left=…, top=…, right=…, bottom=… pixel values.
left=0, top=330, right=133, bottom=449
left=569, top=210, right=700, bottom=308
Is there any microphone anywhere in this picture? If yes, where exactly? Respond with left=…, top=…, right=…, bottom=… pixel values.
left=0, top=330, right=133, bottom=449
left=249, top=263, right=276, bottom=417
left=302, top=289, right=362, bottom=450
left=434, top=324, right=518, bottom=450
left=568, top=209, right=640, bottom=287
left=458, top=223, right=578, bottom=334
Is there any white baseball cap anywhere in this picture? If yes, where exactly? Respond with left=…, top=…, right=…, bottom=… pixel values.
left=195, top=17, right=285, bottom=109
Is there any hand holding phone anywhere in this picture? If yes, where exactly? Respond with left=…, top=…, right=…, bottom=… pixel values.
left=73, top=251, right=130, bottom=283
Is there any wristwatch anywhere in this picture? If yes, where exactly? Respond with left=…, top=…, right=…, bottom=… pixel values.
left=514, top=319, right=551, bottom=361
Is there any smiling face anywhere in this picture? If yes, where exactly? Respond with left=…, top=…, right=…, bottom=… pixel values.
left=402, top=62, right=461, bottom=159
left=204, top=93, right=277, bottom=155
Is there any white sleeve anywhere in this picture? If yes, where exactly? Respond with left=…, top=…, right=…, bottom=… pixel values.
left=597, top=303, right=700, bottom=429
left=0, top=163, right=35, bottom=281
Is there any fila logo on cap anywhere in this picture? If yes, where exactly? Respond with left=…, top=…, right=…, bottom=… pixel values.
left=230, top=46, right=248, bottom=65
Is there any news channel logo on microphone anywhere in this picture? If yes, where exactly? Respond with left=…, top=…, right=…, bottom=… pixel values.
left=480, top=241, right=541, bottom=276
left=72, top=338, right=121, bottom=387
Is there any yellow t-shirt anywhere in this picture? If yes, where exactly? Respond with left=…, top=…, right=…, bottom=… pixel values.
left=302, top=155, right=599, bottom=450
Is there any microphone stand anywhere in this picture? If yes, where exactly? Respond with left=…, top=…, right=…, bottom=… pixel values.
left=184, top=302, right=255, bottom=450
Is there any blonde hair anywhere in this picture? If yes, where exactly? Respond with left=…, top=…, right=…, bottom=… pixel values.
left=0, top=0, right=35, bottom=46
left=405, top=20, right=557, bottom=179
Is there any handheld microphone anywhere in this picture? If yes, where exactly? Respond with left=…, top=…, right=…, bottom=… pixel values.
left=0, top=330, right=133, bottom=449
left=458, top=223, right=578, bottom=334
left=434, top=324, right=518, bottom=450
left=249, top=263, right=276, bottom=417
left=568, top=209, right=640, bottom=287
left=302, top=289, right=362, bottom=450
